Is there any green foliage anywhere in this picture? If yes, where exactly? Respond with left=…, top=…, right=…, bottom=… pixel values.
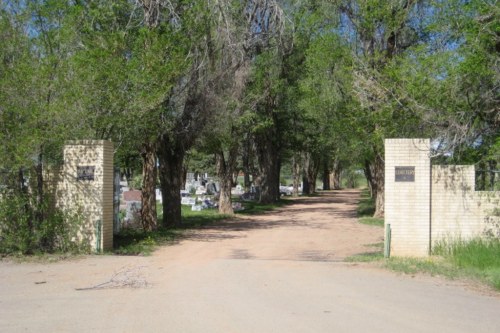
left=0, top=194, right=88, bottom=255
left=385, top=238, right=500, bottom=291
left=130, top=174, right=143, bottom=190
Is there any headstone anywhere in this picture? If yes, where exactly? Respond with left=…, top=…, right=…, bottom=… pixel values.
left=124, top=201, right=141, bottom=228
left=181, top=197, right=196, bottom=205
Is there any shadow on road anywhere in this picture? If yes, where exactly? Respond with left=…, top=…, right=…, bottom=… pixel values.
left=178, top=190, right=362, bottom=243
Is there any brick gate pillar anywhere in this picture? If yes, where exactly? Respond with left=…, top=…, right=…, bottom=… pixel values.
left=58, top=140, right=114, bottom=252
left=385, top=139, right=431, bottom=256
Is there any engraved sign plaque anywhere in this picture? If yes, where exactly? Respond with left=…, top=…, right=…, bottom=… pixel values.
left=77, top=166, right=95, bottom=181
left=395, top=166, right=415, bottom=182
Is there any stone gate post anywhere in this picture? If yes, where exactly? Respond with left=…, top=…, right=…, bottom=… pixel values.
left=385, top=139, right=431, bottom=256
left=58, top=140, right=114, bottom=252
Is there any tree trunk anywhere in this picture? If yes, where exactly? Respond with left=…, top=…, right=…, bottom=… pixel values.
left=34, top=150, right=44, bottom=225
left=157, top=136, right=185, bottom=228
left=18, top=167, right=33, bottom=253
left=302, top=175, right=310, bottom=195
left=331, top=159, right=342, bottom=190
left=371, top=154, right=385, bottom=218
left=302, top=152, right=319, bottom=195
left=216, top=151, right=234, bottom=215
left=181, top=164, right=188, bottom=191
left=478, top=161, right=486, bottom=190
left=322, top=158, right=331, bottom=190
left=242, top=135, right=253, bottom=191
left=140, top=142, right=157, bottom=231
left=488, top=160, right=496, bottom=190
left=255, top=134, right=281, bottom=203
left=364, top=159, right=374, bottom=198
left=292, top=154, right=301, bottom=197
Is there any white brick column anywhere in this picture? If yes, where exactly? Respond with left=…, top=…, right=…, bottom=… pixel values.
left=58, top=140, right=114, bottom=252
left=385, top=139, right=431, bottom=257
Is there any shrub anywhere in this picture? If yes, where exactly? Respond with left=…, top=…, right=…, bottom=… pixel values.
left=0, top=193, right=88, bottom=255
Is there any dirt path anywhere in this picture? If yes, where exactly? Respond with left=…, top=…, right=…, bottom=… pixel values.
left=1, top=189, right=499, bottom=332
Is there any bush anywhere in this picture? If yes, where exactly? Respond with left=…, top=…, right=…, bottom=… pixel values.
left=0, top=193, right=88, bottom=255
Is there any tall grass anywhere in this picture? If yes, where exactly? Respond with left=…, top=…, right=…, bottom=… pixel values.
left=433, top=237, right=500, bottom=290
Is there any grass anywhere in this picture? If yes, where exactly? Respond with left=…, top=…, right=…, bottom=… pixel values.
left=358, top=217, right=384, bottom=227
left=356, top=188, right=384, bottom=227
left=384, top=238, right=500, bottom=291
left=356, top=188, right=375, bottom=217
left=353, top=190, right=500, bottom=291
left=384, top=257, right=459, bottom=277
left=433, top=237, right=500, bottom=290
left=234, top=198, right=294, bottom=215
left=345, top=243, right=385, bottom=262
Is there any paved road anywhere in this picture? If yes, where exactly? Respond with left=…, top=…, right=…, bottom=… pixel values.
left=1, top=190, right=498, bottom=332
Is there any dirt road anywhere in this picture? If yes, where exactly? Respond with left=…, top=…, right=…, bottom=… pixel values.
left=1, top=190, right=499, bottom=332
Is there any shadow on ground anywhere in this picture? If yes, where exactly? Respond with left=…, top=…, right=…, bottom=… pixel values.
left=178, top=190, right=361, bottom=243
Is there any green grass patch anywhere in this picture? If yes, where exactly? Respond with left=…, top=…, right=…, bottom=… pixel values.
left=385, top=238, right=500, bottom=291
left=345, top=242, right=384, bottom=262
left=357, top=188, right=375, bottom=217
left=345, top=252, right=384, bottom=262
left=433, top=237, right=500, bottom=290
left=113, top=227, right=179, bottom=256
left=356, top=188, right=383, bottom=227
left=358, top=217, right=384, bottom=227
left=181, top=206, right=230, bottom=227
left=385, top=257, right=460, bottom=277
left=235, top=199, right=294, bottom=215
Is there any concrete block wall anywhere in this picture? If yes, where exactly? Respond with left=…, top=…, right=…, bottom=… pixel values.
left=385, top=139, right=431, bottom=257
left=432, top=165, right=500, bottom=242
left=385, top=138, right=499, bottom=257
left=55, top=140, right=114, bottom=252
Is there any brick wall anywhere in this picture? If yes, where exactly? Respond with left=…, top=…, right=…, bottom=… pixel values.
left=385, top=138, right=499, bottom=257
left=431, top=165, right=499, bottom=242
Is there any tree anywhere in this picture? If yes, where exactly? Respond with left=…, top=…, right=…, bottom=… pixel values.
left=334, top=0, right=430, bottom=217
